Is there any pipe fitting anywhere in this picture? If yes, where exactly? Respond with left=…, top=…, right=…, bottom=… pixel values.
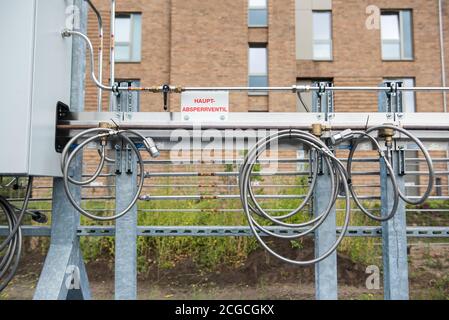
left=311, top=124, right=330, bottom=137
left=61, top=29, right=72, bottom=38
left=311, top=123, right=323, bottom=137
left=378, top=126, right=395, bottom=147
left=330, top=129, right=354, bottom=145
left=171, top=86, right=183, bottom=93
left=143, top=137, right=160, bottom=158
left=98, top=122, right=115, bottom=145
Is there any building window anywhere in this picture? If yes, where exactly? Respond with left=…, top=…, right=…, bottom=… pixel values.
left=248, top=45, right=268, bottom=94
left=383, top=78, right=416, bottom=112
left=381, top=10, right=413, bottom=60
left=115, top=13, right=142, bottom=62
left=248, top=0, right=268, bottom=27
left=312, top=11, right=332, bottom=60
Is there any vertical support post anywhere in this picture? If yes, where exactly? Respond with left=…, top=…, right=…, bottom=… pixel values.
left=34, top=0, right=90, bottom=300
left=114, top=82, right=138, bottom=300
left=379, top=81, right=409, bottom=300
left=312, top=82, right=338, bottom=300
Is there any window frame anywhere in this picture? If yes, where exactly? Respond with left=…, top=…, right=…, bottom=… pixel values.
left=381, top=10, right=414, bottom=61
left=312, top=11, right=333, bottom=61
left=248, top=0, right=268, bottom=27
left=248, top=44, right=268, bottom=96
left=115, top=12, right=142, bottom=63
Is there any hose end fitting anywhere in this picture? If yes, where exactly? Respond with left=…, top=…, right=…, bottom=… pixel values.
left=144, top=137, right=160, bottom=158
left=61, top=29, right=72, bottom=38
left=99, top=122, right=115, bottom=145
left=331, top=129, right=353, bottom=145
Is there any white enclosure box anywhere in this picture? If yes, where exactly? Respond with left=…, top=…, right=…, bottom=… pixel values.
left=0, top=0, right=73, bottom=177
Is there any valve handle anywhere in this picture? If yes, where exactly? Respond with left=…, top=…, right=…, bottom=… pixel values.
left=162, top=84, right=170, bottom=111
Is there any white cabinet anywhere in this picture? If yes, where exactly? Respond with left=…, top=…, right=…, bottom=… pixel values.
left=0, top=1, right=73, bottom=176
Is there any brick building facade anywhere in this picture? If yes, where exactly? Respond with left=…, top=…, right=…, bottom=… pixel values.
left=84, top=0, right=448, bottom=114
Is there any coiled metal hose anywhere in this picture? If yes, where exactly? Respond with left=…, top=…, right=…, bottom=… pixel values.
left=346, top=125, right=434, bottom=221
left=0, top=178, right=33, bottom=292
left=239, top=126, right=434, bottom=265
left=239, top=129, right=351, bottom=265
left=61, top=128, right=159, bottom=221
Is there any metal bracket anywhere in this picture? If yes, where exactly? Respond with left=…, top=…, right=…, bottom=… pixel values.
left=384, top=81, right=403, bottom=114
left=313, top=81, right=334, bottom=121
left=55, top=101, right=71, bottom=153
left=115, top=143, right=122, bottom=174
left=398, top=148, right=406, bottom=176
left=115, top=82, right=135, bottom=174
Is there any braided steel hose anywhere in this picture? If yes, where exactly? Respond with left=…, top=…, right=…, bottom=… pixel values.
left=61, top=128, right=159, bottom=221
left=346, top=125, right=434, bottom=221
left=239, top=125, right=434, bottom=265
left=239, top=129, right=351, bottom=266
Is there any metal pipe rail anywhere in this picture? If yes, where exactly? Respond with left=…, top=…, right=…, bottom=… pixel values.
left=75, top=170, right=445, bottom=178
left=58, top=27, right=449, bottom=95
left=8, top=207, right=449, bottom=214
left=9, top=194, right=449, bottom=203
left=181, top=86, right=449, bottom=93
left=11, top=194, right=449, bottom=203
left=79, top=156, right=448, bottom=165
left=36, top=183, right=398, bottom=189
left=1, top=226, right=448, bottom=238
left=56, top=112, right=449, bottom=136
left=61, top=23, right=449, bottom=95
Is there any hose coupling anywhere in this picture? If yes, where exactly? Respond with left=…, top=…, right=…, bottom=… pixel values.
left=330, top=129, right=354, bottom=145
left=143, top=137, right=160, bottom=158
left=170, top=85, right=183, bottom=93
left=99, top=122, right=116, bottom=145
left=378, top=126, right=395, bottom=147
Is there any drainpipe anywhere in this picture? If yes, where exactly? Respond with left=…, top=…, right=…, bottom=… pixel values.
left=439, top=0, right=449, bottom=195
left=110, top=0, right=116, bottom=111
left=439, top=0, right=447, bottom=112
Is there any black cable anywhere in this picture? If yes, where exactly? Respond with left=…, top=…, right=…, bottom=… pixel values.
left=0, top=178, right=33, bottom=292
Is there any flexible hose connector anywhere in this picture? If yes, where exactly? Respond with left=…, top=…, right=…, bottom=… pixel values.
left=239, top=129, right=351, bottom=266
left=61, top=128, right=159, bottom=221
left=0, top=178, right=33, bottom=292
left=239, top=126, right=434, bottom=265
left=345, top=125, right=434, bottom=221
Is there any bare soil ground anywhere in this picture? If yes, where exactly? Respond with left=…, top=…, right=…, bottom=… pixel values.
left=1, top=240, right=448, bottom=300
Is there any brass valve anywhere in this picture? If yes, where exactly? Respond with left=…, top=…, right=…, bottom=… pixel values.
left=311, top=123, right=330, bottom=137
left=378, top=126, right=395, bottom=147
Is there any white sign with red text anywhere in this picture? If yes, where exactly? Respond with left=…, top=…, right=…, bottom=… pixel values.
left=181, top=91, right=229, bottom=122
